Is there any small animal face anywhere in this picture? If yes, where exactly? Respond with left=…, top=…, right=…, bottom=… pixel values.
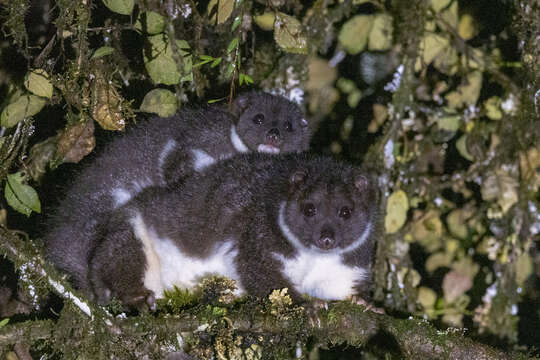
left=281, top=171, right=376, bottom=253
left=233, top=93, right=310, bottom=154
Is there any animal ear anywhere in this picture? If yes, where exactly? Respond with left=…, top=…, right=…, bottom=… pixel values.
left=290, top=169, right=308, bottom=185
left=230, top=92, right=253, bottom=117
left=354, top=174, right=369, bottom=190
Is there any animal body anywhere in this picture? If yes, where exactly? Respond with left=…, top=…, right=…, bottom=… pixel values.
left=45, top=92, right=310, bottom=294
left=88, top=153, right=379, bottom=308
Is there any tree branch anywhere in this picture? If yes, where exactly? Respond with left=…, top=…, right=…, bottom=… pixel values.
left=0, top=228, right=514, bottom=359
left=0, top=227, right=112, bottom=322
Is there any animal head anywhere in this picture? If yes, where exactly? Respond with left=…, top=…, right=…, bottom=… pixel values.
left=232, top=92, right=310, bottom=154
left=280, top=165, right=377, bottom=253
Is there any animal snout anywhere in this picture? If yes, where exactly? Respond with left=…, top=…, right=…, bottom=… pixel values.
left=317, top=228, right=336, bottom=250
left=266, top=128, right=281, bottom=145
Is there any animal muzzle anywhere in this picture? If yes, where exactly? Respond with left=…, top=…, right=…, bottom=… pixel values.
left=258, top=128, right=281, bottom=154
left=316, top=228, right=336, bottom=250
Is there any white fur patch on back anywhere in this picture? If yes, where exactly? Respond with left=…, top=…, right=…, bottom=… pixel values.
left=191, top=149, right=216, bottom=171
left=111, top=188, right=132, bottom=208
left=111, top=177, right=154, bottom=208
left=158, top=139, right=177, bottom=182
left=131, top=214, right=243, bottom=298
left=230, top=125, right=249, bottom=153
left=274, top=202, right=370, bottom=300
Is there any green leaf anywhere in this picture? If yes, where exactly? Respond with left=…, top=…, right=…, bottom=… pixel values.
left=274, top=12, right=307, bottom=54
left=484, top=96, right=502, bottom=120
left=102, top=0, right=134, bottom=15
left=0, top=318, right=8, bottom=327
left=426, top=252, right=453, bottom=273
left=143, top=34, right=193, bottom=85
left=430, top=0, right=453, bottom=12
left=91, top=46, right=115, bottom=59
left=415, top=32, right=458, bottom=74
left=481, top=169, right=518, bottom=214
left=208, top=0, right=234, bottom=24
left=368, top=14, right=393, bottom=51
left=515, top=253, right=533, bottom=286
left=456, top=134, right=474, bottom=161
left=231, top=16, right=241, bottom=31
left=208, top=97, right=226, bottom=104
left=410, top=210, right=443, bottom=252
left=210, top=57, right=222, bottom=67
left=385, top=189, right=409, bottom=234
left=446, top=209, right=469, bottom=239
left=195, top=55, right=220, bottom=67
left=415, top=33, right=450, bottom=70
left=195, top=59, right=213, bottom=67
left=445, top=71, right=483, bottom=109
left=5, top=172, right=41, bottom=216
left=418, top=286, right=437, bottom=311
left=336, top=78, right=356, bottom=94
left=243, top=74, right=253, bottom=84
left=135, top=11, right=165, bottom=35
left=1, top=94, right=46, bottom=128
left=140, top=89, right=178, bottom=117
left=227, top=37, right=239, bottom=54
left=443, top=270, right=472, bottom=304
left=254, top=12, right=275, bottom=31
left=338, top=15, right=374, bottom=55
left=225, top=63, right=235, bottom=78
left=24, top=69, right=53, bottom=99
left=239, top=73, right=253, bottom=86
left=437, top=112, right=461, bottom=132
left=218, top=0, right=235, bottom=24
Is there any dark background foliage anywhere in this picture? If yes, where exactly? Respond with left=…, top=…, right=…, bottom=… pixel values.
left=0, top=0, right=539, bottom=358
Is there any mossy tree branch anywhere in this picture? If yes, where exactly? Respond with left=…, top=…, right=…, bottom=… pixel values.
left=0, top=227, right=515, bottom=359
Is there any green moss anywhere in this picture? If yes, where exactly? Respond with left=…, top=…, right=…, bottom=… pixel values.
left=159, top=286, right=198, bottom=313
left=1, top=0, right=29, bottom=49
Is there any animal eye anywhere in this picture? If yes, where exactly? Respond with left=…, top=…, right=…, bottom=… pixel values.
left=284, top=121, right=293, bottom=132
left=252, top=113, right=265, bottom=125
left=339, top=206, right=351, bottom=219
left=303, top=203, right=316, bottom=217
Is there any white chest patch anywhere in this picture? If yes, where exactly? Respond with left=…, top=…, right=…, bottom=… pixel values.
left=274, top=251, right=366, bottom=300
left=158, top=139, right=178, bottom=182
left=131, top=214, right=243, bottom=298
left=191, top=149, right=216, bottom=171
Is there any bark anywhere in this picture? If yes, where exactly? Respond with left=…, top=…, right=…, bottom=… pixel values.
left=0, top=227, right=516, bottom=359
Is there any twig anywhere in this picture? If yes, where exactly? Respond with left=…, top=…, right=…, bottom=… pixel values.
left=0, top=320, right=54, bottom=347
left=0, top=227, right=111, bottom=322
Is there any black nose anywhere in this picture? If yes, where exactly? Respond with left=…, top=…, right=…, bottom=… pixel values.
left=266, top=128, right=280, bottom=143
left=317, top=228, right=336, bottom=250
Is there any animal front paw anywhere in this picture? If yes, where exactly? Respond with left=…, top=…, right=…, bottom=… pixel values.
left=122, top=288, right=156, bottom=312
left=350, top=295, right=385, bottom=314
left=306, top=299, right=329, bottom=328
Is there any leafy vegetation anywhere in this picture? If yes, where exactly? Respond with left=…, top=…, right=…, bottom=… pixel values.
left=0, top=0, right=538, bottom=358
